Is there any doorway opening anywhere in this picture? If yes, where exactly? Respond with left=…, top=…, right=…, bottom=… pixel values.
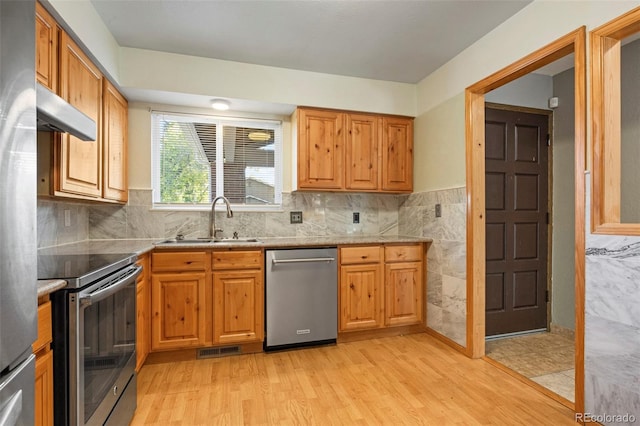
left=464, top=27, right=586, bottom=413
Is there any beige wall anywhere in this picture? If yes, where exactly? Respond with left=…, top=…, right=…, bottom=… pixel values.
left=128, top=103, right=292, bottom=191
left=413, top=93, right=465, bottom=192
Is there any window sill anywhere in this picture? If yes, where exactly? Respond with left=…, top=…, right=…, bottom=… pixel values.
left=151, top=204, right=283, bottom=213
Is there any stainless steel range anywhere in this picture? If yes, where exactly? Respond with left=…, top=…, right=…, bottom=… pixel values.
left=39, top=253, right=141, bottom=426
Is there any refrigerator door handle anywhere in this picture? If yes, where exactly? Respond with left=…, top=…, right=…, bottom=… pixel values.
left=0, top=389, right=22, bottom=426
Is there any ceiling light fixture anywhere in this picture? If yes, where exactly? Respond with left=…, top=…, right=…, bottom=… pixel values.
left=248, top=131, right=271, bottom=141
left=211, top=99, right=230, bottom=110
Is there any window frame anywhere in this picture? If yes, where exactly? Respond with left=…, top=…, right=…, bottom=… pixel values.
left=151, top=110, right=284, bottom=212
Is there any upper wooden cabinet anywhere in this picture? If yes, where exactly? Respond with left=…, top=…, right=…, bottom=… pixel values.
left=345, top=113, right=379, bottom=191
left=296, top=107, right=413, bottom=193
left=103, top=80, right=129, bottom=202
left=35, top=3, right=129, bottom=204
left=381, top=117, right=413, bottom=192
left=56, top=31, right=103, bottom=198
left=35, top=2, right=58, bottom=91
left=297, top=108, right=344, bottom=190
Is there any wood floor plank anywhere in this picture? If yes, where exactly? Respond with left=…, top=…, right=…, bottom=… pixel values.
left=131, top=334, right=576, bottom=425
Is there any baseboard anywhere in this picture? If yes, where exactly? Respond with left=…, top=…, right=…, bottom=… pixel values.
left=550, top=323, right=576, bottom=340
left=424, top=327, right=468, bottom=355
left=337, top=324, right=426, bottom=343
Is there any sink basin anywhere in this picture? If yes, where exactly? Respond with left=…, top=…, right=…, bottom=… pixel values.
left=159, top=238, right=260, bottom=244
left=213, top=238, right=260, bottom=243
left=159, top=238, right=214, bottom=244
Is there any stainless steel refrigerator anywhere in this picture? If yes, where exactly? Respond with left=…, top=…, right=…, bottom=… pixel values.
left=0, top=1, right=37, bottom=425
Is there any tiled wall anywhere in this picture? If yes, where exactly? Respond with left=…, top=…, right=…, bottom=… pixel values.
left=584, top=175, right=640, bottom=422
left=399, top=187, right=467, bottom=347
left=38, top=190, right=401, bottom=248
left=37, top=199, right=89, bottom=248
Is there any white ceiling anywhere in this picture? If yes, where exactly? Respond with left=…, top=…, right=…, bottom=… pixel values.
left=90, top=0, right=532, bottom=85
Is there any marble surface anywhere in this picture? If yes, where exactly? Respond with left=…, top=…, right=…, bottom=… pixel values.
left=36, top=279, right=66, bottom=297
left=400, top=186, right=467, bottom=347
left=584, top=172, right=640, bottom=423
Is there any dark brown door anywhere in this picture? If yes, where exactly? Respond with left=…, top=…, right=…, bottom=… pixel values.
left=485, top=106, right=549, bottom=336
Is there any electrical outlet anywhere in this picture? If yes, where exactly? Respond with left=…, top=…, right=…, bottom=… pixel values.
left=435, top=204, right=441, bottom=218
left=353, top=212, right=360, bottom=224
left=290, top=211, right=303, bottom=224
left=64, top=209, right=71, bottom=227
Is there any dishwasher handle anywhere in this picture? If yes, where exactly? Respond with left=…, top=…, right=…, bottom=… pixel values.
left=272, top=257, right=335, bottom=265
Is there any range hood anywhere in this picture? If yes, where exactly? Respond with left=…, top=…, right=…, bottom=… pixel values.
left=36, top=83, right=96, bottom=141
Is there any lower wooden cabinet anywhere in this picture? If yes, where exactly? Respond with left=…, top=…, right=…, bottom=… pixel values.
left=213, top=250, right=264, bottom=345
left=339, top=244, right=425, bottom=333
left=34, top=349, right=54, bottom=426
left=33, top=298, right=53, bottom=426
left=339, top=263, right=383, bottom=331
left=149, top=249, right=264, bottom=352
left=136, top=255, right=150, bottom=371
left=151, top=272, right=207, bottom=350
left=384, top=261, right=423, bottom=327
left=213, top=269, right=263, bottom=344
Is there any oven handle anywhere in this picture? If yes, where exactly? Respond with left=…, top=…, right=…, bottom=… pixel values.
left=79, top=265, right=142, bottom=307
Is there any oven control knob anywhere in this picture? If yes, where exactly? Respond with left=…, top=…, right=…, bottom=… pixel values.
left=113, top=385, right=118, bottom=396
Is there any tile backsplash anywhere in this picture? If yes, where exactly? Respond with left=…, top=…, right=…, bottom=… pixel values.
left=399, top=187, right=467, bottom=347
left=38, top=190, right=402, bottom=248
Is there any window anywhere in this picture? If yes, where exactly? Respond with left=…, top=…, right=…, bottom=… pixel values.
left=152, top=112, right=283, bottom=209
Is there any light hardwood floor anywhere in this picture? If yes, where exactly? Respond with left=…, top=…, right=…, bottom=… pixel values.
left=131, top=333, right=576, bottom=425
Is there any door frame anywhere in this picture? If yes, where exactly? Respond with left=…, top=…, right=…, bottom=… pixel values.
left=464, top=27, right=586, bottom=414
left=484, top=103, right=554, bottom=336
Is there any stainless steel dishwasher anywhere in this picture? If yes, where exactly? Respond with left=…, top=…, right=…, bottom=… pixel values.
left=265, top=247, right=338, bottom=350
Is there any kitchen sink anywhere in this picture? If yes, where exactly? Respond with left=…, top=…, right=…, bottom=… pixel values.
left=213, top=238, right=260, bottom=243
left=158, top=238, right=260, bottom=244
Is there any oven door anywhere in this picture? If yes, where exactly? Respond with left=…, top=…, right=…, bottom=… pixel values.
left=69, top=264, right=141, bottom=426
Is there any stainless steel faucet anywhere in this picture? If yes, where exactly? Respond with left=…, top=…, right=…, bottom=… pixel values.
left=209, top=196, right=233, bottom=239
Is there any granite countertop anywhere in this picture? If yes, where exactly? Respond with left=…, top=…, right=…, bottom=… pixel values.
left=152, top=235, right=432, bottom=249
left=38, top=239, right=158, bottom=256
left=37, top=279, right=67, bottom=298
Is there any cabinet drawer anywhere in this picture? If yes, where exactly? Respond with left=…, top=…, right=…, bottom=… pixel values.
left=340, top=246, right=382, bottom=264
left=213, top=250, right=262, bottom=270
left=385, top=244, right=423, bottom=263
left=152, top=252, right=207, bottom=272
left=33, top=301, right=52, bottom=353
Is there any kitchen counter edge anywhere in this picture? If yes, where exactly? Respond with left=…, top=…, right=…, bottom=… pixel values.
left=152, top=235, right=433, bottom=249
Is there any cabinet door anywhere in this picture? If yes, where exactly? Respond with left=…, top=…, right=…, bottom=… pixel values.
left=136, top=278, right=149, bottom=371
left=151, top=272, right=207, bottom=350
left=385, top=261, right=423, bottom=327
left=57, top=31, right=103, bottom=198
left=339, top=263, right=383, bottom=331
left=214, top=269, right=264, bottom=344
left=103, top=80, right=128, bottom=202
left=35, top=350, right=53, bottom=426
left=345, top=113, right=379, bottom=190
left=35, top=2, right=58, bottom=91
left=381, top=117, right=413, bottom=192
left=297, top=108, right=344, bottom=189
